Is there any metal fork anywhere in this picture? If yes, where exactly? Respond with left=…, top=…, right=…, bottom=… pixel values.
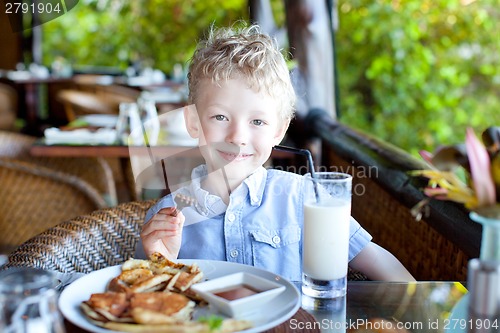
left=173, top=194, right=197, bottom=216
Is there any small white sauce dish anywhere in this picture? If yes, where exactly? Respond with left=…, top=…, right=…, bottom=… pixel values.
left=191, top=272, right=286, bottom=318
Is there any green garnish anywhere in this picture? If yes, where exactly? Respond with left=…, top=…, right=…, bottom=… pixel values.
left=198, top=315, right=224, bottom=331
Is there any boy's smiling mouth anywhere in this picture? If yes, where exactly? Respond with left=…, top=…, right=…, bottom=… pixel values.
left=217, top=150, right=253, bottom=162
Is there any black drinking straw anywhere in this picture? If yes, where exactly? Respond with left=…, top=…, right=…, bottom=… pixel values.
left=273, top=145, right=320, bottom=201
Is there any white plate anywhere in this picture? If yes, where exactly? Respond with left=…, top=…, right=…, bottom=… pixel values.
left=59, top=260, right=300, bottom=333
left=79, top=114, right=119, bottom=128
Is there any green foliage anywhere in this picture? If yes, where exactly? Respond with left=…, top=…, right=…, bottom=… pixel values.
left=198, top=315, right=224, bottom=331
left=42, top=0, right=247, bottom=75
left=336, top=0, right=500, bottom=155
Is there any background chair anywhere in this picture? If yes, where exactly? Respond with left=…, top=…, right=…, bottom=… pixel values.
left=0, top=158, right=107, bottom=254
left=0, top=129, right=33, bottom=158
left=94, top=84, right=140, bottom=108
left=0, top=82, right=18, bottom=131
left=57, top=78, right=140, bottom=123
left=0, top=130, right=118, bottom=205
left=56, top=89, right=117, bottom=122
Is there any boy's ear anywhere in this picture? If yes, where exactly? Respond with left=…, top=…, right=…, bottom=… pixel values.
left=273, top=119, right=290, bottom=146
left=183, top=104, right=201, bottom=139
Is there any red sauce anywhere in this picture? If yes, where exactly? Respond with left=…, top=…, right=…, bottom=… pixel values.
left=213, top=284, right=261, bottom=301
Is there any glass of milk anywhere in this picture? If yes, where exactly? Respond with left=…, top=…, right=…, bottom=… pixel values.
left=302, top=172, right=352, bottom=299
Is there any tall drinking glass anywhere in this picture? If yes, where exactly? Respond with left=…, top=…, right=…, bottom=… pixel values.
left=116, top=102, right=143, bottom=145
left=0, top=268, right=65, bottom=333
left=302, top=172, right=352, bottom=299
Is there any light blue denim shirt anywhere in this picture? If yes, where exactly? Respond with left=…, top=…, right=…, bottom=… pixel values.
left=135, top=164, right=372, bottom=282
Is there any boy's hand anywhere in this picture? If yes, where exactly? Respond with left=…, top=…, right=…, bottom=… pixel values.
left=140, top=207, right=185, bottom=260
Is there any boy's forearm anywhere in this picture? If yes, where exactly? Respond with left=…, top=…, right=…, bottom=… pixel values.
left=350, top=242, right=416, bottom=282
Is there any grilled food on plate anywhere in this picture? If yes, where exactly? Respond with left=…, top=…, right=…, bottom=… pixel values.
left=80, top=253, right=252, bottom=333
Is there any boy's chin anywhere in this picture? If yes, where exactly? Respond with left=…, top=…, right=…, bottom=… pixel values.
left=209, top=162, right=259, bottom=179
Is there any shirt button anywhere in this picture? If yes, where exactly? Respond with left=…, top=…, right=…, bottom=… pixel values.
left=230, top=249, right=239, bottom=258
left=227, top=213, right=236, bottom=222
left=272, top=236, right=281, bottom=245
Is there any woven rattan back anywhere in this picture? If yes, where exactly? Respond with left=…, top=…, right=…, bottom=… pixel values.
left=0, top=129, right=34, bottom=158
left=0, top=131, right=118, bottom=205
left=0, top=83, right=17, bottom=131
left=56, top=89, right=117, bottom=122
left=0, top=158, right=108, bottom=254
left=32, top=157, right=118, bottom=206
left=6, top=200, right=155, bottom=273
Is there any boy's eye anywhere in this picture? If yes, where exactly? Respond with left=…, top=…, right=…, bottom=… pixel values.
left=252, top=119, right=265, bottom=126
left=214, top=115, right=227, bottom=121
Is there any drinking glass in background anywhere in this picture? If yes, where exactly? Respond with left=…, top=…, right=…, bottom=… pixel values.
left=137, top=93, right=160, bottom=146
left=0, top=268, right=65, bottom=333
left=302, top=172, right=352, bottom=299
left=116, top=102, right=143, bottom=145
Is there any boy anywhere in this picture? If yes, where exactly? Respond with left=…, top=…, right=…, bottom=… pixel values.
left=137, top=24, right=414, bottom=282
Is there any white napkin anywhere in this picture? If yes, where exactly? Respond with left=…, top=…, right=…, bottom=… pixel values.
left=44, top=127, right=117, bottom=145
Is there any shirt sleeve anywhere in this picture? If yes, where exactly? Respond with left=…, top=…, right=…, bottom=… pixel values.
left=133, top=194, right=176, bottom=259
left=348, top=216, right=372, bottom=261
left=143, top=194, right=176, bottom=224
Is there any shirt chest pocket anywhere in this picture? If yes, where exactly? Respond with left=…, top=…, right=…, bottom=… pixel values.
left=249, top=226, right=301, bottom=281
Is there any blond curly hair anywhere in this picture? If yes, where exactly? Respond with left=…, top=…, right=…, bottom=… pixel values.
left=187, top=24, right=296, bottom=121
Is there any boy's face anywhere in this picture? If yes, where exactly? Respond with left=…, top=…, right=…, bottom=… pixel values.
left=184, top=78, right=289, bottom=184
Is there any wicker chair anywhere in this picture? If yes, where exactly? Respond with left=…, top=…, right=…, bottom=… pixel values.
left=0, top=130, right=118, bottom=206
left=56, top=89, right=117, bottom=122
left=6, top=200, right=155, bottom=273
left=0, top=129, right=33, bottom=158
left=95, top=84, right=140, bottom=108
left=0, top=83, right=17, bottom=131
left=72, top=74, right=139, bottom=97
left=0, top=158, right=108, bottom=254
left=57, top=84, right=139, bottom=123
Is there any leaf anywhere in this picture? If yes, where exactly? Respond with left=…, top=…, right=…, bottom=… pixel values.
left=198, top=315, right=224, bottom=331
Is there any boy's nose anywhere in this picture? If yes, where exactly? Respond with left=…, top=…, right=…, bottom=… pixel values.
left=226, top=123, right=248, bottom=146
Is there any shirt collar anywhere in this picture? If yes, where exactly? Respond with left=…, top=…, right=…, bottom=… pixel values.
left=188, top=164, right=267, bottom=213
left=242, top=166, right=267, bottom=207
left=188, top=165, right=227, bottom=216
